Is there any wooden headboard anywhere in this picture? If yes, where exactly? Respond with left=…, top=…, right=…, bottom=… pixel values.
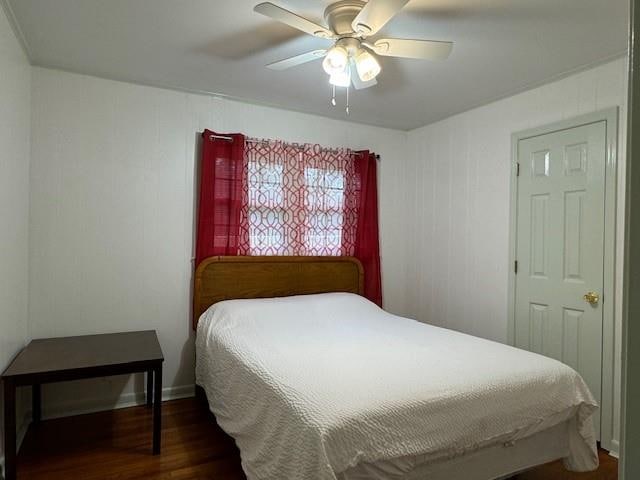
left=193, top=256, right=364, bottom=328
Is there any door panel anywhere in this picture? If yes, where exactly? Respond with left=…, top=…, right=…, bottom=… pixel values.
left=514, top=121, right=606, bottom=438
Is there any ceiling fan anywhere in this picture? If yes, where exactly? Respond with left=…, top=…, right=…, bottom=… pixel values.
left=254, top=0, right=454, bottom=92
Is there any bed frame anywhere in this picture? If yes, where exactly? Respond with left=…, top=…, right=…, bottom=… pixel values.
left=192, top=256, right=364, bottom=329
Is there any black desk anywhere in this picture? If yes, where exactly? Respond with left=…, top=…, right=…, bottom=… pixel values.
left=1, top=330, right=164, bottom=480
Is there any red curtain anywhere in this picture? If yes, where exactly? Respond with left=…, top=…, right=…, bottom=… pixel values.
left=354, top=151, right=382, bottom=307
left=195, top=130, right=246, bottom=265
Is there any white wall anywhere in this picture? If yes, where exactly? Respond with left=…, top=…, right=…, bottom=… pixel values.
left=0, top=3, right=31, bottom=468
left=29, top=66, right=409, bottom=416
left=405, top=57, right=628, bottom=451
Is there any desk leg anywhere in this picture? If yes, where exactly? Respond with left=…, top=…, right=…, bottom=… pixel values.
left=146, top=370, right=153, bottom=407
left=3, top=378, right=16, bottom=480
left=32, top=383, right=42, bottom=424
left=152, top=364, right=162, bottom=454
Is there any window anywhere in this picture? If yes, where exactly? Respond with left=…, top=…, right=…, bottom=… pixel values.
left=240, top=141, right=357, bottom=256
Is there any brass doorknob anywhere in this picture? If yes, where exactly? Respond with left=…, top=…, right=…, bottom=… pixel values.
left=583, top=292, right=600, bottom=306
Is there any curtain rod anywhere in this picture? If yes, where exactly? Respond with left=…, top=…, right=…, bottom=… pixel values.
left=209, top=134, right=381, bottom=160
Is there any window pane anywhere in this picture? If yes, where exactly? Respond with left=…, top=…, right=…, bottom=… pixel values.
left=305, top=167, right=345, bottom=210
left=305, top=210, right=343, bottom=255
left=249, top=207, right=286, bottom=254
left=247, top=162, right=284, bottom=208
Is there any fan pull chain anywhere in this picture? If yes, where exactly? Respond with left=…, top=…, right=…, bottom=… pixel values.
left=328, top=84, right=352, bottom=115
left=345, top=86, right=350, bottom=115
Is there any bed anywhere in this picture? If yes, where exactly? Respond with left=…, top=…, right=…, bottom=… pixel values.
left=194, top=256, right=599, bottom=480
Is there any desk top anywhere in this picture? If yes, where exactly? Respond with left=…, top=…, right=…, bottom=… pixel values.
left=1, top=330, right=163, bottom=378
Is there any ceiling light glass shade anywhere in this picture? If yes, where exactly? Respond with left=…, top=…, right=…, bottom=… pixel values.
left=329, top=67, right=351, bottom=87
left=355, top=49, right=381, bottom=82
left=322, top=46, right=349, bottom=75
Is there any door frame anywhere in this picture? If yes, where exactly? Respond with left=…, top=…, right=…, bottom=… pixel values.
left=507, top=107, right=619, bottom=452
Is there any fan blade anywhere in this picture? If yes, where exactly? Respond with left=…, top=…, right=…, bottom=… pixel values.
left=349, top=60, right=377, bottom=90
left=372, top=38, right=453, bottom=60
left=352, top=0, right=410, bottom=36
left=266, top=49, right=327, bottom=70
left=254, top=3, right=334, bottom=39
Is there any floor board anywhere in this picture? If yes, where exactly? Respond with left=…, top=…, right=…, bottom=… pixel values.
left=16, top=398, right=617, bottom=479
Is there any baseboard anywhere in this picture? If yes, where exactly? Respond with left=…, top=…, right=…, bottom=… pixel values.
left=609, top=439, right=620, bottom=458
left=41, top=384, right=195, bottom=420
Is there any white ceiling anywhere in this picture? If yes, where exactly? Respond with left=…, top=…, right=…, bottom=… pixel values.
left=4, top=0, right=629, bottom=130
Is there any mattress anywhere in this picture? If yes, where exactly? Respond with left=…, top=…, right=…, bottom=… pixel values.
left=195, top=293, right=598, bottom=480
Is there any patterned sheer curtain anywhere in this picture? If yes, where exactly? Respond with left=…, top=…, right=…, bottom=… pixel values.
left=238, top=140, right=358, bottom=256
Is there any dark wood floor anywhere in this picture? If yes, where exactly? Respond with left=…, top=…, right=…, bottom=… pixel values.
left=16, top=398, right=617, bottom=480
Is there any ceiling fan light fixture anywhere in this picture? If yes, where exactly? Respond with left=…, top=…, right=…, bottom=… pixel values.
left=322, top=46, right=349, bottom=75
left=329, top=66, right=351, bottom=88
left=254, top=0, right=455, bottom=110
left=355, top=49, right=381, bottom=82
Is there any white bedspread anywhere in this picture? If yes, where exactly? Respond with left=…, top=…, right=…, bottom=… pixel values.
left=195, top=293, right=598, bottom=480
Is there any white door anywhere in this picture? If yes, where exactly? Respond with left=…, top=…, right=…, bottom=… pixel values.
left=514, top=121, right=606, bottom=438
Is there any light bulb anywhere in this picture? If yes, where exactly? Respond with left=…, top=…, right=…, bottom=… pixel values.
left=322, top=46, right=348, bottom=76
left=329, top=67, right=351, bottom=88
left=355, top=49, right=381, bottom=82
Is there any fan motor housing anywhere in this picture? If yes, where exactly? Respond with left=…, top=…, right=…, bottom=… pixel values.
left=324, top=0, right=366, bottom=37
